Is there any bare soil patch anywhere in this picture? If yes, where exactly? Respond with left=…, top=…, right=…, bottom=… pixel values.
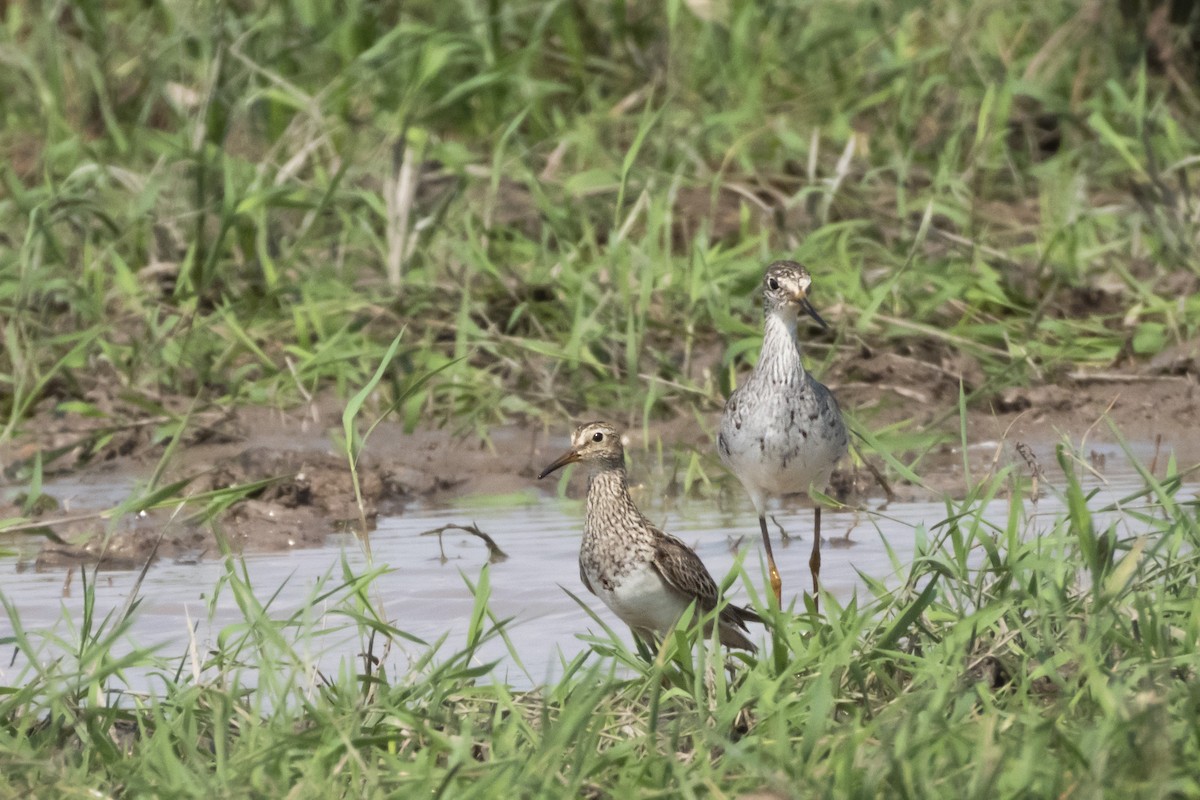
left=3, top=349, right=1199, bottom=569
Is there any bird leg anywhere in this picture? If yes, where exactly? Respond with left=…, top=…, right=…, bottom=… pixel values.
left=758, top=514, right=782, bottom=605
left=809, top=506, right=822, bottom=610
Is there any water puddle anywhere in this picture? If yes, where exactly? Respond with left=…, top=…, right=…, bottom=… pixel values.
left=1, top=439, right=1195, bottom=689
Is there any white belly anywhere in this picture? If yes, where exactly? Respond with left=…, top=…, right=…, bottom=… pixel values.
left=725, top=437, right=840, bottom=497
left=588, top=563, right=689, bottom=635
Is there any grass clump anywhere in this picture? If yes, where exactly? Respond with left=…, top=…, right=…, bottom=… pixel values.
left=3, top=441, right=1198, bottom=795
left=2, top=0, right=1199, bottom=452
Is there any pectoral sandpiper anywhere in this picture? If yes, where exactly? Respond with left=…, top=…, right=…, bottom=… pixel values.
left=718, top=260, right=848, bottom=606
left=539, top=421, right=761, bottom=651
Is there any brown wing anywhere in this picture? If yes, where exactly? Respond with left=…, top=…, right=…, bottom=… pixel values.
left=578, top=560, right=595, bottom=595
left=651, top=530, right=762, bottom=631
left=650, top=530, right=722, bottom=612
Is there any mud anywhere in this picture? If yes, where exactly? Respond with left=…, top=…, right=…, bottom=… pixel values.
left=0, top=405, right=552, bottom=568
left=2, top=345, right=1199, bottom=570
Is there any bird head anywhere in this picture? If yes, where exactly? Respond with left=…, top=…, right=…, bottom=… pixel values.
left=538, top=420, right=625, bottom=479
left=762, top=260, right=828, bottom=330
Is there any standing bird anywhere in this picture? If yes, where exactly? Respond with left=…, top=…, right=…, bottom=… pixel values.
left=718, top=260, right=849, bottom=606
left=539, top=421, right=761, bottom=651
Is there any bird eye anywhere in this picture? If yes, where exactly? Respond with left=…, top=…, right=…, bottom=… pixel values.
left=592, top=432, right=604, bottom=442
left=767, top=277, right=780, bottom=291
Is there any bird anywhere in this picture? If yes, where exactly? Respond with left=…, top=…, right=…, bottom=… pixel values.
left=538, top=420, right=762, bottom=651
left=718, top=260, right=849, bottom=606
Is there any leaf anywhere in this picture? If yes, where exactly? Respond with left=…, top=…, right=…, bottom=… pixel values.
left=1131, top=322, right=1166, bottom=355
left=1103, top=536, right=1145, bottom=597
left=342, top=331, right=406, bottom=465
left=877, top=575, right=939, bottom=652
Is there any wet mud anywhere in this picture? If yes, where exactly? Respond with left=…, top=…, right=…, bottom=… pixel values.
left=2, top=347, right=1199, bottom=571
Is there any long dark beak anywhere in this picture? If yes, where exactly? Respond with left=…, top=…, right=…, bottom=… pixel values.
left=798, top=294, right=829, bottom=331
left=538, top=448, right=581, bottom=480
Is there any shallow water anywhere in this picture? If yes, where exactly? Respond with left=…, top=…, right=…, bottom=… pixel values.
left=0, top=439, right=1193, bottom=690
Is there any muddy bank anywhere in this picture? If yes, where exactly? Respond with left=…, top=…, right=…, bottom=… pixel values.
left=0, top=407, right=552, bottom=569
left=2, top=355, right=1199, bottom=570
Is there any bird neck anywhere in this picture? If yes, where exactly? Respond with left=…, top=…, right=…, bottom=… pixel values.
left=760, top=310, right=806, bottom=380
left=585, top=466, right=643, bottom=529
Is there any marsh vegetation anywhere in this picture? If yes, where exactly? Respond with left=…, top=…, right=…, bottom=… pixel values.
left=2, top=0, right=1200, bottom=794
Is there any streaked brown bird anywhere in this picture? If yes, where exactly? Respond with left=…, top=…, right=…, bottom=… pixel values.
left=540, top=420, right=761, bottom=651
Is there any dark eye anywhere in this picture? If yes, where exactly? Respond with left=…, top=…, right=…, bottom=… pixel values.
left=592, top=432, right=604, bottom=442
left=767, top=277, right=780, bottom=291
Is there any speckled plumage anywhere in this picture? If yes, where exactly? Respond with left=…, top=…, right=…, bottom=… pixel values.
left=718, top=260, right=848, bottom=603
left=539, top=421, right=761, bottom=651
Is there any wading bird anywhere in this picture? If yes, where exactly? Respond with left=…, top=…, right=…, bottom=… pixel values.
left=540, top=420, right=761, bottom=650
left=718, top=260, right=848, bottom=606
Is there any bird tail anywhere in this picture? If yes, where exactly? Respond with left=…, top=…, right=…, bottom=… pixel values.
left=712, top=600, right=764, bottom=652
left=722, top=601, right=763, bottom=629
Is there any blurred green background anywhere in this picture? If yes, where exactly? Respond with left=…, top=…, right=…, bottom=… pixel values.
left=2, top=0, right=1197, bottom=443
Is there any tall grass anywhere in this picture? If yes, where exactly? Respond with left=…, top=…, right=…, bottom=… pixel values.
left=3, top=438, right=1198, bottom=795
left=2, top=0, right=1198, bottom=458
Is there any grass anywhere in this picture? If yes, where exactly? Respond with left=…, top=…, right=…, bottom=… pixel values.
left=2, top=0, right=1198, bottom=456
left=3, top=0, right=1200, bottom=795
left=2, top=437, right=1199, bottom=796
